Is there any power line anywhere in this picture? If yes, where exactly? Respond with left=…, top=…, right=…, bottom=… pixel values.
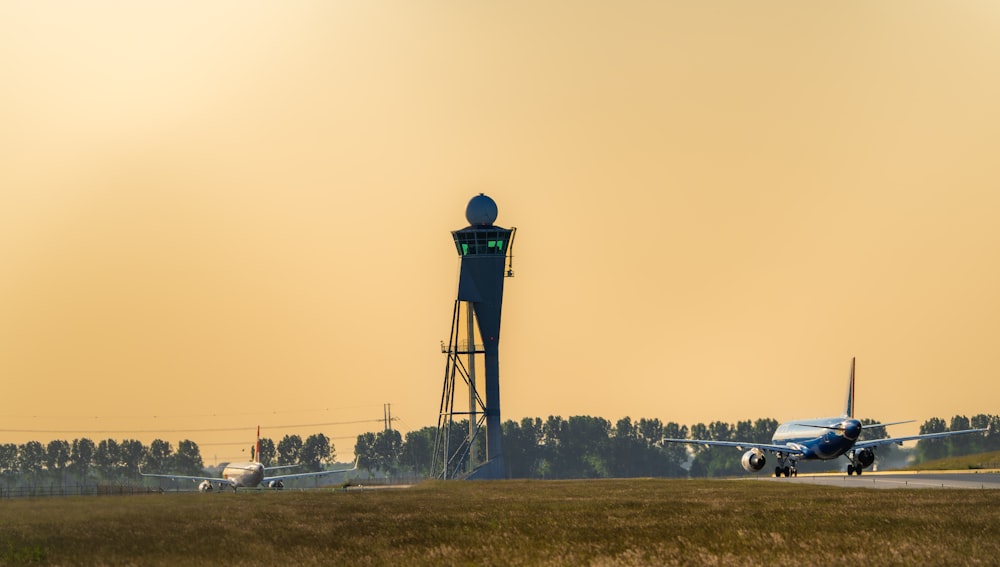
left=0, top=418, right=384, bottom=435
left=0, top=404, right=384, bottom=421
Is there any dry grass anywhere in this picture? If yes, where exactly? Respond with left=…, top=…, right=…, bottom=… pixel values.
left=1, top=479, right=998, bottom=565
left=908, top=450, right=1000, bottom=471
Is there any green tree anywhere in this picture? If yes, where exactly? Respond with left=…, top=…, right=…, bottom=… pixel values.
left=734, top=419, right=753, bottom=443
left=687, top=422, right=709, bottom=460
left=661, top=421, right=689, bottom=471
left=373, top=430, right=403, bottom=475
left=173, top=440, right=205, bottom=476
left=277, top=435, right=303, bottom=466
left=355, top=432, right=377, bottom=474
left=45, top=439, right=72, bottom=484
left=94, top=439, right=121, bottom=480
left=119, top=439, right=146, bottom=478
left=538, top=416, right=565, bottom=478
left=400, top=426, right=436, bottom=477
left=145, top=439, right=173, bottom=473
left=300, top=434, right=333, bottom=472
left=18, top=441, right=46, bottom=485
left=609, top=417, right=644, bottom=478
left=690, top=421, right=743, bottom=477
left=553, top=416, right=611, bottom=478
left=502, top=418, right=543, bottom=478
left=257, top=438, right=276, bottom=466
left=69, top=438, right=95, bottom=482
left=948, top=415, right=973, bottom=456
left=752, top=419, right=778, bottom=443
left=970, top=414, right=996, bottom=454
left=916, top=417, right=948, bottom=463
left=635, top=418, right=687, bottom=478
left=0, top=443, right=19, bottom=486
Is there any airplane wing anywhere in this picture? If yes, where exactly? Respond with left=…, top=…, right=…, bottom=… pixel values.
left=661, top=438, right=807, bottom=456
left=854, top=427, right=987, bottom=450
left=263, top=464, right=304, bottom=473
left=138, top=469, right=235, bottom=486
left=262, top=458, right=359, bottom=483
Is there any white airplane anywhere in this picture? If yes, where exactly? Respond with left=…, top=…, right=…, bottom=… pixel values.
left=663, top=358, right=987, bottom=477
left=140, top=427, right=358, bottom=491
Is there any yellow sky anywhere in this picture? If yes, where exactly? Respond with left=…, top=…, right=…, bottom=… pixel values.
left=2, top=1, right=999, bottom=462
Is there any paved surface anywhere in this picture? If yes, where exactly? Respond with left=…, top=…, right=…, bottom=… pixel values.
left=752, top=470, right=1000, bottom=489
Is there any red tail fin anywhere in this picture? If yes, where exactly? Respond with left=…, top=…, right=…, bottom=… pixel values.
left=256, top=426, right=261, bottom=464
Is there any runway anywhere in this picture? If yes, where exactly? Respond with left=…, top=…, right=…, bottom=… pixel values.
left=754, top=470, right=1000, bottom=489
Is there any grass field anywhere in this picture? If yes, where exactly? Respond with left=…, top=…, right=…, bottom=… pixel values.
left=908, top=450, right=1000, bottom=471
left=2, top=479, right=998, bottom=566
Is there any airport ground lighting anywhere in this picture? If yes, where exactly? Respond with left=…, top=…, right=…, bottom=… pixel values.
left=433, top=194, right=516, bottom=480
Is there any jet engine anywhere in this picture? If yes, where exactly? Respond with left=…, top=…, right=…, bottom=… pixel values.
left=855, top=448, right=875, bottom=469
left=741, top=449, right=766, bottom=473
left=198, top=480, right=214, bottom=492
left=267, top=480, right=284, bottom=489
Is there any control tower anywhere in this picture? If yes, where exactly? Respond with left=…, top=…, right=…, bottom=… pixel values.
left=433, top=194, right=516, bottom=480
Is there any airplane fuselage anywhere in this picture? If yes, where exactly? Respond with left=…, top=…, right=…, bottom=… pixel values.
left=220, top=462, right=265, bottom=488
left=771, top=417, right=862, bottom=461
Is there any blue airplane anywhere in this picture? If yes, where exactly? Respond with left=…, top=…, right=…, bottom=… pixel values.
left=663, top=358, right=987, bottom=477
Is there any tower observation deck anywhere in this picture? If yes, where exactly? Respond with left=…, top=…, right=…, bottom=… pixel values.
left=433, top=194, right=516, bottom=480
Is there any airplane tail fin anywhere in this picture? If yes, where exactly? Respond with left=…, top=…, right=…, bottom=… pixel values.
left=255, top=426, right=261, bottom=463
left=843, top=357, right=856, bottom=418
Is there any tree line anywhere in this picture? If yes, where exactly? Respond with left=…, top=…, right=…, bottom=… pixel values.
left=0, top=433, right=337, bottom=489
left=355, top=413, right=1000, bottom=479
left=4, top=413, right=994, bottom=487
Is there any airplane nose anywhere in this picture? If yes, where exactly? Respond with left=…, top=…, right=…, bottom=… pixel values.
left=843, top=420, right=862, bottom=441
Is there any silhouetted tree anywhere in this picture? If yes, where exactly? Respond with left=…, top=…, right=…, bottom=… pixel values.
left=400, top=426, right=436, bottom=477
left=145, top=439, right=173, bottom=473
left=277, top=435, right=303, bottom=466
left=662, top=421, right=689, bottom=467
left=173, top=440, right=205, bottom=476
left=690, top=421, right=743, bottom=477
left=119, top=439, right=146, bottom=479
left=69, top=438, right=95, bottom=482
left=45, top=440, right=71, bottom=485
left=94, top=439, right=121, bottom=480
left=970, top=414, right=998, bottom=454
left=300, top=434, right=333, bottom=472
left=608, top=417, right=642, bottom=478
left=553, top=416, right=611, bottom=478
left=373, top=430, right=403, bottom=475
left=948, top=415, right=973, bottom=456
left=257, top=438, right=276, bottom=466
left=18, top=441, right=46, bottom=485
left=916, top=417, right=948, bottom=463
left=0, top=443, right=19, bottom=486
left=752, top=418, right=778, bottom=443
left=355, top=432, right=377, bottom=474
left=503, top=418, right=543, bottom=478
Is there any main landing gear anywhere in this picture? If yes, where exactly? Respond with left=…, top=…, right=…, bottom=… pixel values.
left=846, top=448, right=874, bottom=476
left=774, top=455, right=798, bottom=477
